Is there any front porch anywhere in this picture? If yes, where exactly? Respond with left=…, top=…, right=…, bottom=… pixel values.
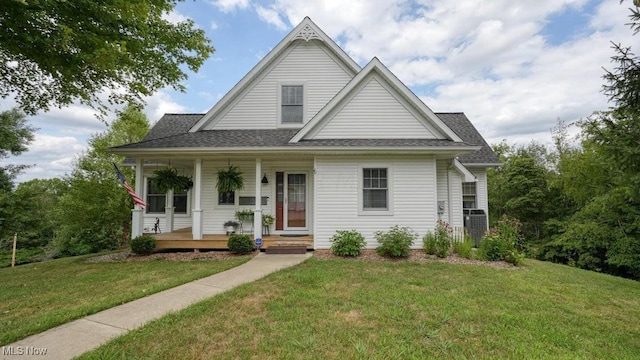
left=152, top=227, right=314, bottom=250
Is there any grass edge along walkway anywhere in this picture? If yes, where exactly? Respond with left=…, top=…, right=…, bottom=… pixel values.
left=6, top=253, right=312, bottom=360
left=1, top=252, right=252, bottom=345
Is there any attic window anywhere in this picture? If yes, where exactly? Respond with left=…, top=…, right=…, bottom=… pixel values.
left=281, top=85, right=303, bottom=124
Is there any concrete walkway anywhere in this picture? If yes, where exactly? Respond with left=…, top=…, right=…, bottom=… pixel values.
left=4, top=253, right=312, bottom=360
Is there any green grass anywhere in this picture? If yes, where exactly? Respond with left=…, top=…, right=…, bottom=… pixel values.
left=0, top=248, right=45, bottom=268
left=0, top=252, right=251, bottom=345
left=80, top=258, right=640, bottom=359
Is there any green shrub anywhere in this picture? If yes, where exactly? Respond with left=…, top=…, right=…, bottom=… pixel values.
left=423, top=220, right=452, bottom=258
left=227, top=234, right=254, bottom=254
left=453, top=236, right=475, bottom=259
left=130, top=235, right=156, bottom=255
left=477, top=215, right=524, bottom=265
left=423, top=233, right=437, bottom=255
left=330, top=230, right=366, bottom=257
left=375, top=225, right=417, bottom=258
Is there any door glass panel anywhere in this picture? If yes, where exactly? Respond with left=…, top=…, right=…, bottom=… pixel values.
left=287, top=174, right=306, bottom=228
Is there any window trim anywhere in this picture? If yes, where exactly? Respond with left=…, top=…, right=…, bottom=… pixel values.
left=277, top=82, right=306, bottom=128
left=358, top=165, right=394, bottom=216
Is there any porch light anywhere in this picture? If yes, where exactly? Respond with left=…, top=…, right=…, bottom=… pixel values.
left=261, top=174, right=269, bottom=184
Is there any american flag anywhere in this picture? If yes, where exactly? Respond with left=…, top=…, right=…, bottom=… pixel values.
left=113, top=163, right=146, bottom=209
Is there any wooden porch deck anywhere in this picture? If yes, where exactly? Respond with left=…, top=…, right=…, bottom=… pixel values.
left=152, top=228, right=314, bottom=250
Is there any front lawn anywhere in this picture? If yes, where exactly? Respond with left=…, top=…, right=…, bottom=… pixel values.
left=0, top=252, right=251, bottom=345
left=80, top=258, right=640, bottom=359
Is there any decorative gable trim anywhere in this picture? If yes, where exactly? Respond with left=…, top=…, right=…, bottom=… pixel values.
left=189, top=17, right=360, bottom=133
left=292, top=24, right=322, bottom=42
left=290, top=58, right=464, bottom=143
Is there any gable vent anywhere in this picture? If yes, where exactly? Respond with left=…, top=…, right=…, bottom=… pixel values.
left=292, top=24, right=322, bottom=42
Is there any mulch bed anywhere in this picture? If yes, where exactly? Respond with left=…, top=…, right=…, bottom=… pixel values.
left=312, top=249, right=519, bottom=269
left=86, top=250, right=254, bottom=263
left=87, top=249, right=518, bottom=269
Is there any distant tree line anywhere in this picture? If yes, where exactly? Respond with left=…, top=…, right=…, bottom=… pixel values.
left=489, top=4, right=640, bottom=279
left=0, top=106, right=149, bottom=265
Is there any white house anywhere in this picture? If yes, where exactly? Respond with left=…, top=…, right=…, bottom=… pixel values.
left=111, top=17, right=500, bottom=250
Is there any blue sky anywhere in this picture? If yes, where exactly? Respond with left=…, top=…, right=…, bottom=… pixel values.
left=1, top=0, right=636, bottom=182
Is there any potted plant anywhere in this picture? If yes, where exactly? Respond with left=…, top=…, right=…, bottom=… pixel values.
left=216, top=165, right=244, bottom=193
left=152, top=168, right=192, bottom=193
left=262, top=214, right=275, bottom=226
left=235, top=209, right=254, bottom=223
left=224, top=220, right=240, bottom=235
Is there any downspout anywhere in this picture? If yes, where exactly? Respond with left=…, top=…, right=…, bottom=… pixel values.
left=447, top=161, right=452, bottom=224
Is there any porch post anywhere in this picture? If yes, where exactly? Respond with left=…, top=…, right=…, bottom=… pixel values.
left=165, top=188, right=174, bottom=233
left=131, top=158, right=145, bottom=238
left=254, top=158, right=263, bottom=242
left=192, top=158, right=203, bottom=240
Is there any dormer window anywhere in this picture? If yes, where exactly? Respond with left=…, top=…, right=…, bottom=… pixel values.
left=281, top=85, right=303, bottom=124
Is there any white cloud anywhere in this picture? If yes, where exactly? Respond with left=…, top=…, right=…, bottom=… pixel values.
left=212, top=0, right=251, bottom=13
left=1, top=134, right=86, bottom=182
left=210, top=20, right=219, bottom=31
left=143, top=90, right=188, bottom=121
left=162, top=10, right=190, bottom=24
left=256, top=5, right=288, bottom=30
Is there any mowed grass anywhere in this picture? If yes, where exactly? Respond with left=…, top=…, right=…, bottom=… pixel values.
left=0, top=252, right=251, bottom=345
left=80, top=258, right=640, bottom=359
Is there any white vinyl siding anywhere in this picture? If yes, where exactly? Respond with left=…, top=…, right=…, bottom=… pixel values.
left=448, top=170, right=464, bottom=229
left=209, top=42, right=353, bottom=129
left=314, top=156, right=437, bottom=249
left=309, top=77, right=439, bottom=139
left=436, top=160, right=450, bottom=223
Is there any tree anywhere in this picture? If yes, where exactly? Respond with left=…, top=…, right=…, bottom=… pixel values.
left=0, top=0, right=214, bottom=115
left=3, top=178, right=67, bottom=249
left=54, top=105, right=150, bottom=255
left=0, top=108, right=35, bottom=240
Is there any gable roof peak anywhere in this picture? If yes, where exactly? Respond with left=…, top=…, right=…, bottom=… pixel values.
left=292, top=18, right=323, bottom=42
left=188, top=16, right=360, bottom=133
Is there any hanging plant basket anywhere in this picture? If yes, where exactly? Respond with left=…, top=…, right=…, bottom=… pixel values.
left=217, top=165, right=245, bottom=193
left=152, top=168, right=193, bottom=193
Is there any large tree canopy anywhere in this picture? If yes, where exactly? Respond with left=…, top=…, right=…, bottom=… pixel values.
left=0, top=0, right=214, bottom=115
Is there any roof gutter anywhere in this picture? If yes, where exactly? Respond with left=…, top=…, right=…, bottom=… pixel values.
left=109, top=145, right=482, bottom=157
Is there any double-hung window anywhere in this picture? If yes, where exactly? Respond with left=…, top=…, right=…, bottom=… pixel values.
left=146, top=179, right=189, bottom=214
left=363, top=168, right=388, bottom=210
left=146, top=180, right=165, bottom=213
left=281, top=85, right=303, bottom=124
left=462, top=182, right=477, bottom=209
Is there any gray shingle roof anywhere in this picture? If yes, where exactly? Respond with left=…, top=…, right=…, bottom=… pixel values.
left=113, top=112, right=499, bottom=165
left=436, top=113, right=501, bottom=165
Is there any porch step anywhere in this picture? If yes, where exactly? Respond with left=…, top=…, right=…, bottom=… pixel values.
left=265, top=245, right=307, bottom=255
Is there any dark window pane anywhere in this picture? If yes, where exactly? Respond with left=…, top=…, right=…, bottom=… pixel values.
left=218, top=191, right=235, bottom=205
left=363, top=189, right=387, bottom=209
left=174, top=194, right=187, bottom=213
left=147, top=195, right=165, bottom=213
